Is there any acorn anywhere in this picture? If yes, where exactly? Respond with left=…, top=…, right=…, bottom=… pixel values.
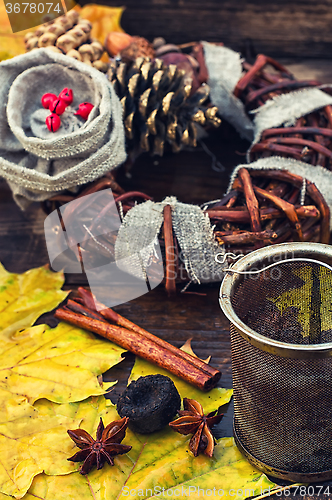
left=119, top=36, right=155, bottom=63
left=105, top=31, right=133, bottom=56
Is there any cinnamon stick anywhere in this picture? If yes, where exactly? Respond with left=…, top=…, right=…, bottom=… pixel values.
left=77, top=288, right=219, bottom=379
left=163, top=205, right=177, bottom=296
left=55, top=308, right=221, bottom=391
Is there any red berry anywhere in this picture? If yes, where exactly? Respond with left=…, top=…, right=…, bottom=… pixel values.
left=46, top=113, right=61, bottom=132
left=59, top=88, right=73, bottom=105
left=75, top=102, right=94, bottom=121
left=41, top=93, right=57, bottom=109
left=49, top=98, right=67, bottom=115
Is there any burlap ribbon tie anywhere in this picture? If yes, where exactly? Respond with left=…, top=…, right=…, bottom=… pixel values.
left=115, top=196, right=226, bottom=284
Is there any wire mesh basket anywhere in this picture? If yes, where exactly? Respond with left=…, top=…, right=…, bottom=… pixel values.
left=219, top=242, right=332, bottom=482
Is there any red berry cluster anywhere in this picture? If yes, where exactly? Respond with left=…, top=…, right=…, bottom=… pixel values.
left=42, top=88, right=94, bottom=132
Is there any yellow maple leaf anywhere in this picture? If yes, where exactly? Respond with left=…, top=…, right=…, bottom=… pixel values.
left=268, top=264, right=332, bottom=338
left=0, top=263, right=67, bottom=339
left=0, top=321, right=125, bottom=498
left=0, top=366, right=276, bottom=500
left=0, top=321, right=125, bottom=425
left=74, top=4, right=125, bottom=44
left=0, top=396, right=117, bottom=498
left=8, top=402, right=278, bottom=500
left=0, top=264, right=127, bottom=497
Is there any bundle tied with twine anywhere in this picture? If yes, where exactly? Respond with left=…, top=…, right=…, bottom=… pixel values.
left=228, top=157, right=332, bottom=224
left=0, top=49, right=126, bottom=208
left=114, top=196, right=227, bottom=290
left=202, top=42, right=332, bottom=146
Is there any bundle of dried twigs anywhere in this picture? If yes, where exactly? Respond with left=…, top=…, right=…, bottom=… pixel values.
left=205, top=168, right=330, bottom=255
left=42, top=167, right=330, bottom=292
left=234, top=54, right=321, bottom=112
left=233, top=53, right=332, bottom=169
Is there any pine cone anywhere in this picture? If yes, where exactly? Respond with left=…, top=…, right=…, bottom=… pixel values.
left=119, top=36, right=155, bottom=63
left=24, top=11, right=109, bottom=72
left=107, top=57, right=221, bottom=157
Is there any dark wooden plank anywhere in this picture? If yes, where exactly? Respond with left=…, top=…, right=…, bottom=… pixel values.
left=80, top=0, right=332, bottom=58
left=0, top=181, right=50, bottom=273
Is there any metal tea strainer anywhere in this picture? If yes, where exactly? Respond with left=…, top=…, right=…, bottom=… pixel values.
left=219, top=242, right=332, bottom=482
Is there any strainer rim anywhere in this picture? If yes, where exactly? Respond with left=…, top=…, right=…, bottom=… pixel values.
left=219, top=242, right=332, bottom=358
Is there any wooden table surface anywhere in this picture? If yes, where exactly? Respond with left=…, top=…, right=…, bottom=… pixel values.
left=1, top=61, right=332, bottom=499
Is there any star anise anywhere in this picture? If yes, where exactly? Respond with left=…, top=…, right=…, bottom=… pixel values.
left=67, top=416, right=132, bottom=475
left=169, top=398, right=223, bottom=457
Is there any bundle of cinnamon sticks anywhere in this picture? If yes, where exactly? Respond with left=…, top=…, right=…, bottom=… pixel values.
left=55, top=287, right=221, bottom=391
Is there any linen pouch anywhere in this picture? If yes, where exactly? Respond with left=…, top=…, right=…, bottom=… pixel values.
left=0, top=48, right=126, bottom=208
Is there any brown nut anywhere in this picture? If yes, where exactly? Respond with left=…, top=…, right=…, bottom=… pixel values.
left=120, top=36, right=155, bottom=63
left=105, top=31, right=133, bottom=56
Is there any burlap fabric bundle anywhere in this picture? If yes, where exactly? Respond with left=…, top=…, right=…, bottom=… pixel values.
left=0, top=49, right=126, bottom=208
left=115, top=196, right=227, bottom=285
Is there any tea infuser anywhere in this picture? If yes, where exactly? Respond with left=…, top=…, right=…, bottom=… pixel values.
left=218, top=242, right=332, bottom=482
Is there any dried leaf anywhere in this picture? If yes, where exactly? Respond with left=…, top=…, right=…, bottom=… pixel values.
left=0, top=2, right=75, bottom=60
left=0, top=396, right=116, bottom=498
left=0, top=321, right=125, bottom=425
left=0, top=263, right=67, bottom=339
left=0, top=322, right=125, bottom=498
left=74, top=4, right=125, bottom=45
left=181, top=338, right=211, bottom=364
left=10, top=402, right=277, bottom=500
